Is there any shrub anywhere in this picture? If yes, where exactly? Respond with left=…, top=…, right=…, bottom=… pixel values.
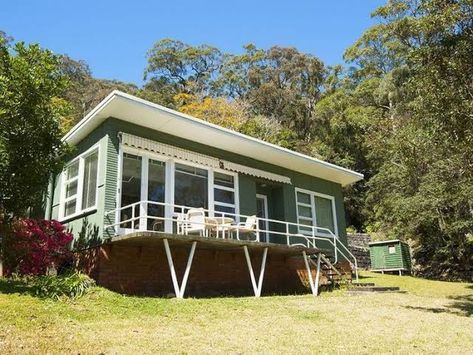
left=4, top=219, right=73, bottom=276
left=6, top=272, right=96, bottom=300
left=28, top=272, right=96, bottom=300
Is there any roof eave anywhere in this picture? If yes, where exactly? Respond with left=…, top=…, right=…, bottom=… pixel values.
left=62, top=91, right=364, bottom=186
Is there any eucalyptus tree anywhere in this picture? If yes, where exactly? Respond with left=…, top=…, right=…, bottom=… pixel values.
left=218, top=45, right=326, bottom=139
left=351, top=0, right=473, bottom=277
left=0, top=39, right=69, bottom=219
left=144, top=38, right=223, bottom=97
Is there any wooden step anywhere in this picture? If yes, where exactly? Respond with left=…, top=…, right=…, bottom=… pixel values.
left=351, top=282, right=375, bottom=287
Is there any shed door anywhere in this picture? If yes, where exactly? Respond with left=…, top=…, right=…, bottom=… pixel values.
left=372, top=247, right=386, bottom=269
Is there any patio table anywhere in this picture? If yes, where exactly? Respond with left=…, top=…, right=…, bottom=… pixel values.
left=205, top=217, right=234, bottom=239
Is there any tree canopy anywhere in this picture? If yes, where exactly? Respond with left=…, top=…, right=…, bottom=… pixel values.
left=0, top=39, right=69, bottom=219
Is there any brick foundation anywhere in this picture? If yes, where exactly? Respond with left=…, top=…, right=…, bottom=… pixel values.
left=75, top=242, right=332, bottom=297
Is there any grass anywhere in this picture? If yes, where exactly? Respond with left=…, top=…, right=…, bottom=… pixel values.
left=0, top=272, right=472, bottom=354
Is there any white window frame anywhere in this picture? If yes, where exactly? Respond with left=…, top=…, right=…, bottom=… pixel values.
left=59, top=143, right=100, bottom=221
left=295, top=187, right=338, bottom=237
left=212, top=169, right=238, bottom=219
left=117, top=145, right=240, bottom=232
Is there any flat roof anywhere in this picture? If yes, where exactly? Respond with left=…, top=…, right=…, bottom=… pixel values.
left=63, top=90, right=364, bottom=186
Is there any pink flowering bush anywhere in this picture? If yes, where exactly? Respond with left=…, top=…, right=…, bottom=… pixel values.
left=4, top=219, right=73, bottom=276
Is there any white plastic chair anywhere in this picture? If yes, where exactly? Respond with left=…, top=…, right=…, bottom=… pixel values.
left=230, top=215, right=257, bottom=240
left=175, top=212, right=186, bottom=234
left=184, top=208, right=208, bottom=237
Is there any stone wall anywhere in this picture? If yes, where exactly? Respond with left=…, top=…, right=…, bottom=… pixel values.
left=347, top=233, right=372, bottom=270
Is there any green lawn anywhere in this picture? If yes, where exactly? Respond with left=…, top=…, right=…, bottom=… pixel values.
left=0, top=272, right=472, bottom=354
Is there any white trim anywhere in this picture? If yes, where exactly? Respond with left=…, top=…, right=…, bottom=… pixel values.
left=295, top=187, right=339, bottom=237
left=115, top=144, right=124, bottom=229
left=140, top=156, right=149, bottom=230
left=208, top=168, right=215, bottom=217
left=59, top=143, right=100, bottom=221
left=62, top=91, right=363, bottom=186
left=165, top=159, right=175, bottom=233
left=221, top=160, right=291, bottom=184
left=213, top=201, right=236, bottom=208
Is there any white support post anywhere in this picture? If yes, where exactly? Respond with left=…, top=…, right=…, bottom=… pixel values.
left=164, top=160, right=175, bottom=233
left=163, top=239, right=197, bottom=299
left=286, top=223, right=290, bottom=245
left=314, top=253, right=322, bottom=296
left=256, top=218, right=260, bottom=242
left=303, top=251, right=321, bottom=297
left=243, top=246, right=268, bottom=297
left=333, top=237, right=338, bottom=264
left=140, top=157, right=149, bottom=231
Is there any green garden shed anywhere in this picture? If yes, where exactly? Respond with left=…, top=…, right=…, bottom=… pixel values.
left=369, top=240, right=411, bottom=275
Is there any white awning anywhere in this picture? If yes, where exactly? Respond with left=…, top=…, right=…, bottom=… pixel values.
left=221, top=161, right=291, bottom=184
left=120, top=133, right=291, bottom=184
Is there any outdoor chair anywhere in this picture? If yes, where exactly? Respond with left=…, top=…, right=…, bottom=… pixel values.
left=174, top=212, right=186, bottom=234
left=184, top=208, right=208, bottom=237
left=230, top=215, right=257, bottom=240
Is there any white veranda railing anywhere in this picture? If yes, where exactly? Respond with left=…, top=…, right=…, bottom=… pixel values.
left=104, top=200, right=358, bottom=280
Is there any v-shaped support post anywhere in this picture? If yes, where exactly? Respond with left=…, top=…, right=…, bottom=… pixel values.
left=303, top=251, right=321, bottom=297
left=163, top=239, right=197, bottom=299
left=243, top=246, right=268, bottom=297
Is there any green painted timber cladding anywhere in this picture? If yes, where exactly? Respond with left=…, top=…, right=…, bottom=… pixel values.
left=48, top=117, right=350, bottom=250
left=369, top=241, right=412, bottom=271
left=50, top=122, right=110, bottom=244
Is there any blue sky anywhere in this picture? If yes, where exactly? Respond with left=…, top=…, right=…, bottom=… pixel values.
left=1, top=0, right=385, bottom=85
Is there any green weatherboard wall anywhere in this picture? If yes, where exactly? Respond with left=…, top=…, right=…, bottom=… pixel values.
left=49, top=117, right=349, bottom=252
left=369, top=240, right=412, bottom=272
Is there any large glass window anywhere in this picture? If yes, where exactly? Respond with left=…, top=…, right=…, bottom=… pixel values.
left=117, top=150, right=240, bottom=231
left=214, top=171, right=236, bottom=217
left=148, top=159, right=166, bottom=231
left=120, top=153, right=142, bottom=228
left=296, top=191, right=314, bottom=235
left=314, top=196, right=335, bottom=233
left=82, top=150, right=99, bottom=209
left=62, top=148, right=99, bottom=218
left=296, top=189, right=336, bottom=235
left=63, top=161, right=79, bottom=217
left=174, top=163, right=208, bottom=209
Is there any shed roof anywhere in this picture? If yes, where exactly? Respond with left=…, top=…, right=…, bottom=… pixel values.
left=368, top=240, right=403, bottom=246
left=63, top=90, right=364, bottom=186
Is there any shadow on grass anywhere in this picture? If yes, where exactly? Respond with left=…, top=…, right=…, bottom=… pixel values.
left=0, top=277, right=33, bottom=295
left=405, top=293, right=473, bottom=317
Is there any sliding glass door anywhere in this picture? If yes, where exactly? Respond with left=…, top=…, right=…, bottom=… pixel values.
left=120, top=153, right=142, bottom=229
left=174, top=163, right=208, bottom=209
left=118, top=148, right=239, bottom=232
left=119, top=153, right=166, bottom=231
left=147, top=159, right=166, bottom=231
